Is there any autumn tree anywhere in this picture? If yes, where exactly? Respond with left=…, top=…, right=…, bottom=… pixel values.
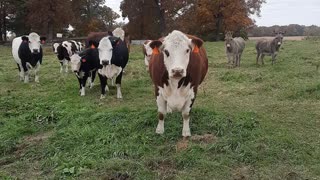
left=121, top=0, right=194, bottom=39
left=26, top=0, right=74, bottom=40
left=196, top=0, right=265, bottom=40
left=71, top=0, right=119, bottom=36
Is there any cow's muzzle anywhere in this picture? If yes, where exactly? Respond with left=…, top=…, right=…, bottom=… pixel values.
left=33, top=49, right=39, bottom=54
left=101, top=60, right=110, bottom=66
left=171, top=68, right=185, bottom=78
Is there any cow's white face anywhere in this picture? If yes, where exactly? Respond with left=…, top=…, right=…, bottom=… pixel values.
left=70, top=54, right=81, bottom=72
left=53, top=43, right=59, bottom=54
left=162, top=31, right=192, bottom=79
left=28, top=32, right=41, bottom=54
left=98, top=37, right=113, bottom=66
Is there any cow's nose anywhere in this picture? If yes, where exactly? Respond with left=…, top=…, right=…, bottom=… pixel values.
left=33, top=49, right=39, bottom=54
left=73, top=70, right=78, bottom=73
left=101, top=60, right=109, bottom=66
left=171, top=68, right=184, bottom=77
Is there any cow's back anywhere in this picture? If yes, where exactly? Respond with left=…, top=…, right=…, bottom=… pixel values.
left=12, top=37, right=23, bottom=64
left=112, top=40, right=129, bottom=68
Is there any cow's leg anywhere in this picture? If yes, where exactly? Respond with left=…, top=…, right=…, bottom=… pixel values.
left=156, top=95, right=167, bottom=134
left=181, top=95, right=195, bottom=137
left=65, top=61, right=69, bottom=73
left=238, top=53, right=242, bottom=67
left=34, top=62, right=40, bottom=83
left=98, top=73, right=108, bottom=99
left=115, top=71, right=123, bottom=99
left=17, top=63, right=24, bottom=81
left=80, top=73, right=89, bottom=96
left=60, top=61, right=63, bottom=73
left=90, top=70, right=96, bottom=88
left=21, top=60, right=29, bottom=83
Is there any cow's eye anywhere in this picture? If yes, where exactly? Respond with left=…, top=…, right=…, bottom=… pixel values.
left=28, top=41, right=31, bottom=43
left=186, top=49, right=190, bottom=53
left=164, top=49, right=169, bottom=57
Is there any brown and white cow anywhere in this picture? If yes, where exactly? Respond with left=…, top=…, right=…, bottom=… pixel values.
left=148, top=30, right=208, bottom=137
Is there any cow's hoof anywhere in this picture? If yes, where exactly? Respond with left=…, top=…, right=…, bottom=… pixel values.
left=90, top=83, right=94, bottom=89
left=100, top=94, right=106, bottom=99
left=117, top=94, right=123, bottom=99
left=167, top=106, right=172, bottom=113
left=156, top=128, right=164, bottom=134
left=156, top=122, right=164, bottom=134
left=35, top=77, right=39, bottom=83
left=182, top=129, right=191, bottom=137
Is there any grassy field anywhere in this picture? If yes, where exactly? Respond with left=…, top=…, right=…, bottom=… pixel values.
left=0, top=39, right=320, bottom=179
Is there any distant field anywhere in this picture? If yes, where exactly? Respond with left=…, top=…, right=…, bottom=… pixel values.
left=249, top=36, right=306, bottom=41
left=0, top=40, right=320, bottom=179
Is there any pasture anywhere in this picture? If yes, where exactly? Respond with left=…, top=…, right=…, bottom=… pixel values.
left=0, top=40, right=320, bottom=179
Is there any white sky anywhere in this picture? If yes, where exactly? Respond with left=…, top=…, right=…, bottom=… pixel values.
left=106, top=0, right=320, bottom=26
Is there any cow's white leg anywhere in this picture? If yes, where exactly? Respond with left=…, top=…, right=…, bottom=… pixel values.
left=156, top=95, right=167, bottom=134
left=19, top=65, right=24, bottom=81
left=116, top=84, right=122, bottom=99
left=111, top=78, right=115, bottom=86
left=80, top=86, right=85, bottom=96
left=88, top=76, right=92, bottom=88
left=181, top=98, right=193, bottom=137
left=65, top=61, right=69, bottom=73
left=34, top=63, right=40, bottom=83
left=24, top=71, right=29, bottom=83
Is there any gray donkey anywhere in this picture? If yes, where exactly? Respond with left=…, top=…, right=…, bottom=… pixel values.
left=225, top=32, right=246, bottom=67
left=256, top=31, right=284, bottom=65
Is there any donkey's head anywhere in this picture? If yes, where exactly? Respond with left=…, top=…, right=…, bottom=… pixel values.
left=225, top=31, right=234, bottom=49
left=273, top=30, right=285, bottom=47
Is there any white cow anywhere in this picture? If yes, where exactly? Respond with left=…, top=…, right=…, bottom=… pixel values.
left=12, top=32, right=46, bottom=83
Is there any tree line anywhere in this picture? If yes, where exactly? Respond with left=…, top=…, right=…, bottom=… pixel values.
left=249, top=24, right=320, bottom=37
left=120, top=0, right=265, bottom=41
left=0, top=0, right=119, bottom=41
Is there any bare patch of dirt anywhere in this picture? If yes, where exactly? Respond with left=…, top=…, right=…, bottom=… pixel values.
left=105, top=172, right=132, bottom=180
left=176, top=138, right=189, bottom=152
left=190, top=134, right=217, bottom=144
left=232, top=166, right=253, bottom=180
left=0, top=131, right=53, bottom=179
left=285, top=172, right=302, bottom=180
left=176, top=134, right=217, bottom=152
left=147, top=159, right=177, bottom=179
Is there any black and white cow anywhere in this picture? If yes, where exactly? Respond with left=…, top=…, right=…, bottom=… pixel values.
left=70, top=42, right=100, bottom=96
left=12, top=32, right=46, bottom=83
left=55, top=40, right=83, bottom=73
left=97, top=36, right=129, bottom=99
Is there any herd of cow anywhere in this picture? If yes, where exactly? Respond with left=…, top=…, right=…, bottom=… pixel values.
left=10, top=28, right=285, bottom=137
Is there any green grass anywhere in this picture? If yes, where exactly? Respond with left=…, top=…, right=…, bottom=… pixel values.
left=0, top=40, right=320, bottom=179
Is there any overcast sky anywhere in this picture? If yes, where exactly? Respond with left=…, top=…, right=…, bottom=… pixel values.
left=106, top=0, right=320, bottom=26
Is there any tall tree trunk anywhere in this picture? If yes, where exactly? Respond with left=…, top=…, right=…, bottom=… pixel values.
left=47, top=19, right=54, bottom=41
left=2, top=2, right=6, bottom=42
left=0, top=1, right=3, bottom=42
left=155, top=0, right=166, bottom=36
left=215, top=13, right=223, bottom=41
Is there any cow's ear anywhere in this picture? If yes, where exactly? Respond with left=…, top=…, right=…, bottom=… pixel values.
left=149, top=40, right=162, bottom=49
left=191, top=38, right=203, bottom=53
left=89, top=40, right=97, bottom=48
left=149, top=40, right=162, bottom=55
left=40, top=37, right=46, bottom=44
left=21, top=36, right=28, bottom=42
